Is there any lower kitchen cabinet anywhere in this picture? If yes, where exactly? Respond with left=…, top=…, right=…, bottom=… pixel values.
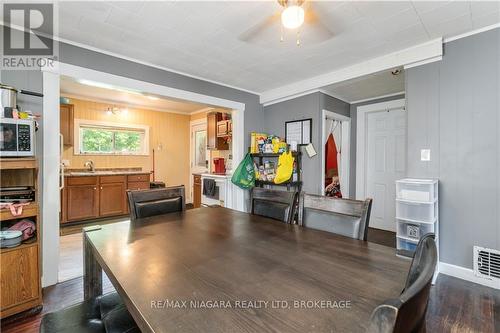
left=193, top=174, right=201, bottom=208
left=62, top=173, right=150, bottom=223
left=100, top=182, right=126, bottom=216
left=65, top=185, right=99, bottom=222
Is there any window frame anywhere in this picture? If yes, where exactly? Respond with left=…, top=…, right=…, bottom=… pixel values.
left=74, top=119, right=150, bottom=156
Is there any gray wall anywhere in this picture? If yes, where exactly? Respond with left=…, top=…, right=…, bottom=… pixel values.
left=349, top=94, right=406, bottom=197
left=263, top=92, right=350, bottom=194
left=406, top=28, right=500, bottom=269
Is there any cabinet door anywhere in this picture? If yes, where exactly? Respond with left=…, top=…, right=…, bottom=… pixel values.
left=193, top=175, right=201, bottom=208
left=207, top=113, right=216, bottom=150
left=100, top=182, right=126, bottom=216
left=1, top=244, right=40, bottom=311
left=217, top=120, right=228, bottom=137
left=60, top=104, right=74, bottom=146
left=66, top=185, right=99, bottom=221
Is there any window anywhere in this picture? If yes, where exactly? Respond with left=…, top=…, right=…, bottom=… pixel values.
left=76, top=120, right=149, bottom=155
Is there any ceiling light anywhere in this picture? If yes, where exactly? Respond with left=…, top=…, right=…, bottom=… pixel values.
left=146, top=95, right=160, bottom=101
left=281, top=5, right=305, bottom=29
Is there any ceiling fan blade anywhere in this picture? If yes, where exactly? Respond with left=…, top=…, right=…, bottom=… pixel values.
left=238, top=11, right=281, bottom=42
left=303, top=4, right=335, bottom=42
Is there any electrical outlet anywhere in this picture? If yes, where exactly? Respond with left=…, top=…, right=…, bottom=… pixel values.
left=62, top=159, right=70, bottom=166
left=420, top=149, right=431, bottom=161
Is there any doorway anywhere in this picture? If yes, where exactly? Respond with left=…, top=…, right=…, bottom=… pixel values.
left=356, top=99, right=406, bottom=232
left=189, top=118, right=209, bottom=202
left=321, top=110, right=350, bottom=198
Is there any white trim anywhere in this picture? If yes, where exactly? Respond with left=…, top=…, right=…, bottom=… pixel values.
left=355, top=99, right=406, bottom=200
left=41, top=62, right=246, bottom=287
left=73, top=119, right=150, bottom=156
left=321, top=110, right=351, bottom=198
left=260, top=38, right=442, bottom=105
left=404, top=56, right=442, bottom=70
left=60, top=92, right=199, bottom=116
left=262, top=89, right=320, bottom=107
left=50, top=36, right=260, bottom=96
left=350, top=91, right=406, bottom=105
left=439, top=262, right=499, bottom=290
left=444, top=23, right=500, bottom=43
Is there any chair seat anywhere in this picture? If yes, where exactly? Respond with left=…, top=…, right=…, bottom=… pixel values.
left=40, top=292, right=139, bottom=333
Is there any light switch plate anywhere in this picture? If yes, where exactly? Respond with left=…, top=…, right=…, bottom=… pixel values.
left=420, top=149, right=431, bottom=161
left=62, top=159, right=70, bottom=166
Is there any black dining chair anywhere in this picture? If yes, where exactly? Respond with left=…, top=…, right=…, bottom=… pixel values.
left=249, top=187, right=298, bottom=224
left=297, top=193, right=373, bottom=241
left=127, top=186, right=185, bottom=219
left=366, top=233, right=438, bottom=333
left=40, top=291, right=139, bottom=333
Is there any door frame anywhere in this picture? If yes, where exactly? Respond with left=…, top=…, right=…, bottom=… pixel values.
left=189, top=118, right=208, bottom=203
left=42, top=61, right=246, bottom=287
left=321, top=109, right=351, bottom=198
left=355, top=98, right=406, bottom=200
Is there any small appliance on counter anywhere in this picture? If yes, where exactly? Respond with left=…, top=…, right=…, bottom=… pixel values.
left=0, top=118, right=35, bottom=157
left=213, top=158, right=226, bottom=174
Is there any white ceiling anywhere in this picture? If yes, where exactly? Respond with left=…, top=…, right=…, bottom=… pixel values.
left=60, top=76, right=210, bottom=114
left=57, top=1, right=500, bottom=94
left=322, top=68, right=405, bottom=103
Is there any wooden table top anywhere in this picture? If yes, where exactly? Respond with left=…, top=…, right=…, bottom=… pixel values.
left=84, top=207, right=409, bottom=333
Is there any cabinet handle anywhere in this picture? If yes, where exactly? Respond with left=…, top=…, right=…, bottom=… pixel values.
left=93, top=187, right=96, bottom=190
left=100, top=186, right=103, bottom=190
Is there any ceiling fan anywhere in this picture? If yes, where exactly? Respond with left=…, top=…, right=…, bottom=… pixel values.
left=238, top=0, right=334, bottom=46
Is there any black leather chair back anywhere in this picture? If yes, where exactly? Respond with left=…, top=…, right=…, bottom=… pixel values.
left=250, top=187, right=297, bottom=224
left=298, top=193, right=373, bottom=241
left=366, top=233, right=437, bottom=333
left=127, top=186, right=185, bottom=219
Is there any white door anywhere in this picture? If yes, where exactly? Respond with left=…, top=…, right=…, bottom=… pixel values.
left=190, top=121, right=209, bottom=202
left=365, top=108, right=406, bottom=231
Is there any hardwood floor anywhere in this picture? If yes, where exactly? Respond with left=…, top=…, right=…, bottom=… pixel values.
left=1, top=273, right=497, bottom=333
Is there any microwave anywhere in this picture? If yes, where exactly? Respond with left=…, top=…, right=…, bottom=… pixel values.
left=0, top=118, right=35, bottom=157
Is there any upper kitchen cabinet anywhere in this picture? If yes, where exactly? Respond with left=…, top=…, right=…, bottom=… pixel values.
left=207, top=112, right=229, bottom=150
left=60, top=104, right=74, bottom=146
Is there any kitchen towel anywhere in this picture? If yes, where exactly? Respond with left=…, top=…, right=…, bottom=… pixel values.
left=203, top=178, right=216, bottom=197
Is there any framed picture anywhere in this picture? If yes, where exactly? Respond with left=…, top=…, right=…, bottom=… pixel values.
left=285, top=118, right=312, bottom=145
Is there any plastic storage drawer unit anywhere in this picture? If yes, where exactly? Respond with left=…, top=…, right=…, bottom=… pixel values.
left=397, top=219, right=434, bottom=240
left=396, top=200, right=437, bottom=223
left=397, top=238, right=418, bottom=252
left=396, top=179, right=438, bottom=202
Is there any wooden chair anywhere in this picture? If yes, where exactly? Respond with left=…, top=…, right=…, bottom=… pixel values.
left=127, top=186, right=185, bottom=219
left=298, top=193, right=373, bottom=241
left=249, top=187, right=298, bottom=224
left=366, top=234, right=437, bottom=333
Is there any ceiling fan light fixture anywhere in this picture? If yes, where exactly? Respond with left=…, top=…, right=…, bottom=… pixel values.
left=281, top=5, right=304, bottom=29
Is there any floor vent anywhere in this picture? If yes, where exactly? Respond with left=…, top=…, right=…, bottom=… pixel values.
left=473, top=246, right=500, bottom=281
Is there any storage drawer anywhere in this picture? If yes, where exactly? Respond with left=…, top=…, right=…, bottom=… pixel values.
left=127, top=181, right=150, bottom=190
left=397, top=238, right=418, bottom=252
left=396, top=200, right=437, bottom=222
left=128, top=174, right=149, bottom=182
left=100, top=175, right=126, bottom=184
left=397, top=219, right=434, bottom=240
left=396, top=180, right=437, bottom=202
left=66, top=176, right=98, bottom=186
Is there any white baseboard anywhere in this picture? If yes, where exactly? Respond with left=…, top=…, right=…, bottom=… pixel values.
left=439, top=262, right=499, bottom=290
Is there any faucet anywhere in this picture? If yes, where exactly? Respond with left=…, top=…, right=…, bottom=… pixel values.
left=84, top=160, right=95, bottom=172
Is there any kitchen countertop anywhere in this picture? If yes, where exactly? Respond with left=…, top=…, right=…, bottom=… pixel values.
left=200, top=173, right=232, bottom=179
left=65, top=168, right=150, bottom=177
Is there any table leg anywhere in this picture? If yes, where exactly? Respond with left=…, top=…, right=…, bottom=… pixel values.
left=83, top=230, right=102, bottom=300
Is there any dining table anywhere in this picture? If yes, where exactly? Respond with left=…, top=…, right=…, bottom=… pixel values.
left=82, top=207, right=410, bottom=333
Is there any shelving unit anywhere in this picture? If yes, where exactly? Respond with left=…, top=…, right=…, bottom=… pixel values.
left=250, top=151, right=302, bottom=191
left=395, top=178, right=439, bottom=282
left=0, top=158, right=42, bottom=318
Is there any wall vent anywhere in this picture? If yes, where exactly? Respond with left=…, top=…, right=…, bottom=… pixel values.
left=473, top=246, right=500, bottom=281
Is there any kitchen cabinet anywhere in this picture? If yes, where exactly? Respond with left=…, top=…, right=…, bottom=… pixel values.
left=60, top=104, right=74, bottom=146
left=99, top=175, right=127, bottom=216
left=217, top=120, right=232, bottom=137
left=61, top=173, right=150, bottom=223
left=207, top=112, right=229, bottom=150
left=193, top=174, right=201, bottom=208
left=65, top=176, right=100, bottom=222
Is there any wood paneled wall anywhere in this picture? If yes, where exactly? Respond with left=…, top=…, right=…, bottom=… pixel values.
left=63, top=98, right=191, bottom=200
